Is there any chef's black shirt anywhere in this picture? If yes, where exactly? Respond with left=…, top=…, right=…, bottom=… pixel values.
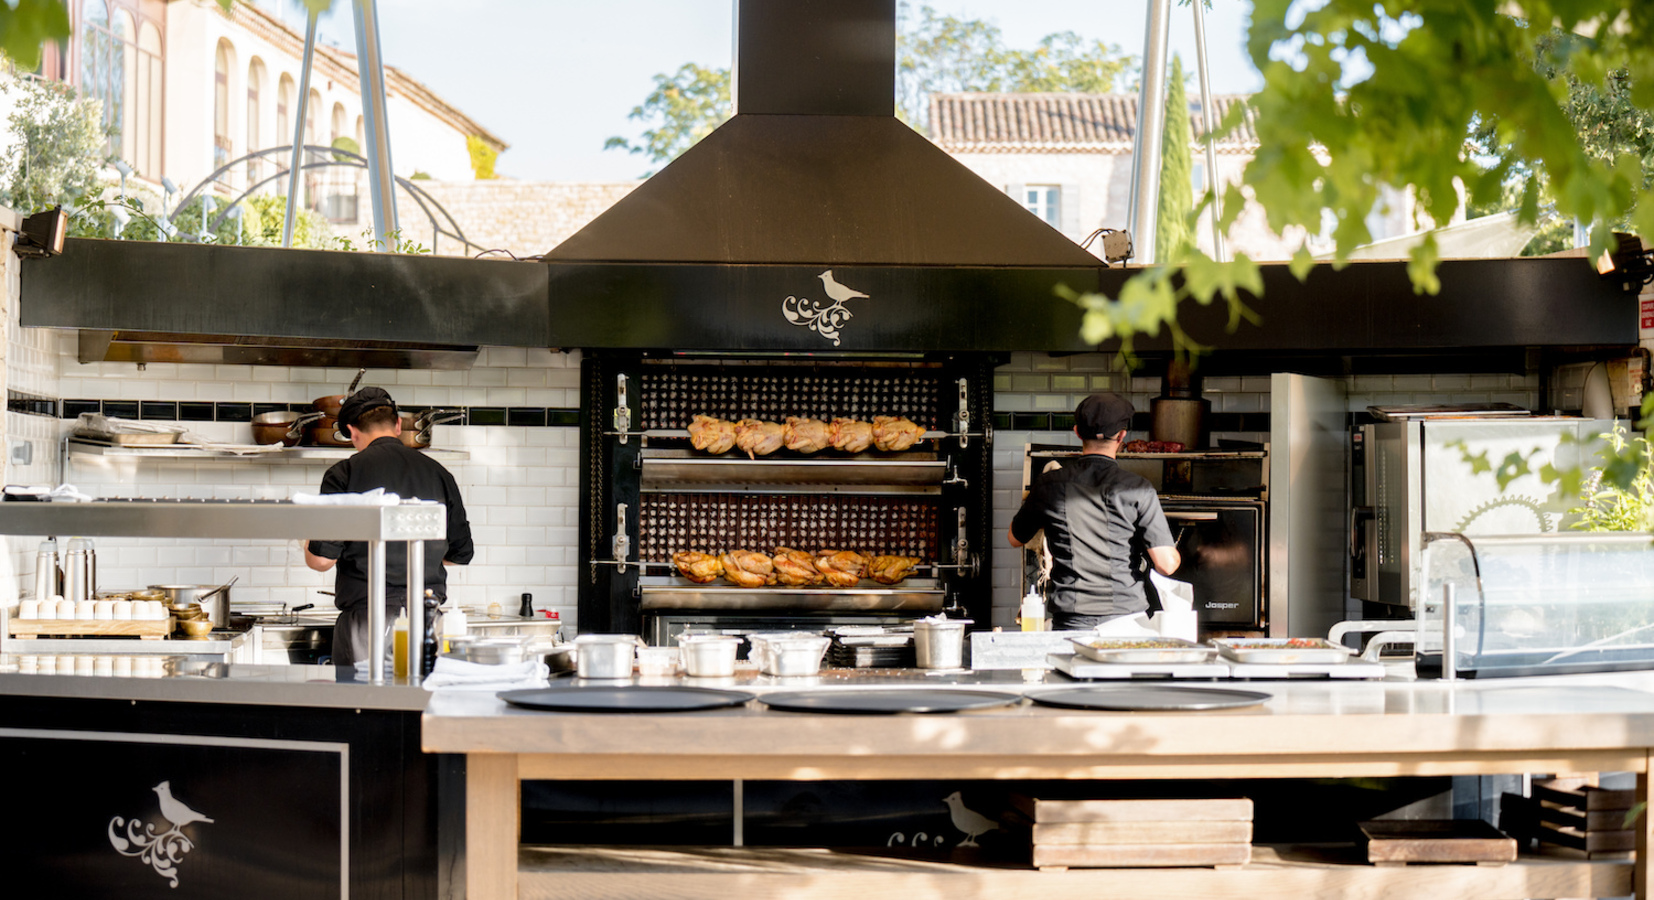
left=1009, top=454, right=1175, bottom=620
left=308, top=436, right=474, bottom=611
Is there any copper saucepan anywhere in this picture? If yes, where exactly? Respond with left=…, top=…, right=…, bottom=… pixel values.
left=251, top=410, right=323, bottom=447
left=312, top=367, right=367, bottom=418
left=307, top=414, right=354, bottom=447
left=399, top=409, right=466, bottom=448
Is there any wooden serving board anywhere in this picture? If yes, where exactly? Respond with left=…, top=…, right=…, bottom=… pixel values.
left=1358, top=819, right=1517, bottom=865
left=7, top=617, right=172, bottom=640
left=1009, top=795, right=1253, bottom=824
left=1031, top=820, right=1253, bottom=846
left=1532, top=782, right=1635, bottom=812
left=1031, top=841, right=1252, bottom=869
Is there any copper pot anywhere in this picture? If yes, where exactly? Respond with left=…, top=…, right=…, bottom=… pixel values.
left=312, top=367, right=367, bottom=418
left=251, top=410, right=322, bottom=447
left=398, top=409, right=464, bottom=449
left=307, top=415, right=354, bottom=447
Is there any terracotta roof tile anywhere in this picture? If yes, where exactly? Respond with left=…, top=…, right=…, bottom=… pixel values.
left=929, top=92, right=1258, bottom=154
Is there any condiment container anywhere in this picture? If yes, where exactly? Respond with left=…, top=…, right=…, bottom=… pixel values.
left=636, top=646, right=679, bottom=676
left=749, top=633, right=830, bottom=676
left=93, top=600, right=114, bottom=620
left=74, top=599, right=95, bottom=620
left=574, top=634, right=638, bottom=679
left=914, top=618, right=972, bottom=669
left=111, top=600, right=132, bottom=620
left=678, top=634, right=740, bottom=677
left=18, top=599, right=39, bottom=619
left=55, top=598, right=77, bottom=618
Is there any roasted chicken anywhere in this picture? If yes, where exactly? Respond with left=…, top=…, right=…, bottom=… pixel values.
left=688, top=415, right=737, bottom=454
left=721, top=550, right=776, bottom=588
left=829, top=418, right=874, bottom=453
left=783, top=417, right=832, bottom=454
left=772, top=547, right=825, bottom=586
left=673, top=551, right=725, bottom=584
left=733, top=419, right=786, bottom=459
left=868, top=554, right=922, bottom=585
left=871, top=416, right=926, bottom=452
left=814, top=549, right=869, bottom=587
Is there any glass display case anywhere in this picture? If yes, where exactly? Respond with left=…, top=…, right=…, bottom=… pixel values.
left=1416, top=531, right=1654, bottom=678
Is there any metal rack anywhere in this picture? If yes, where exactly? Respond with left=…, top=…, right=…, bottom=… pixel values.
left=65, top=437, right=470, bottom=462
left=0, top=500, right=446, bottom=683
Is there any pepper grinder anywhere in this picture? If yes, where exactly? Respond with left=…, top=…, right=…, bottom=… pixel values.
left=518, top=592, right=534, bottom=618
left=421, top=590, right=441, bottom=678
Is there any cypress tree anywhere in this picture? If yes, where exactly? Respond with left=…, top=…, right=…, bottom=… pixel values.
left=1155, top=54, right=1193, bottom=262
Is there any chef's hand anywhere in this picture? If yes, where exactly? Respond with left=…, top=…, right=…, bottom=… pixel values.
left=1148, top=545, right=1181, bottom=576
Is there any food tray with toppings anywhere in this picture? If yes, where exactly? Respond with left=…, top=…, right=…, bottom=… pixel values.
left=1212, top=637, right=1351, bottom=665
left=1068, top=636, right=1217, bottom=664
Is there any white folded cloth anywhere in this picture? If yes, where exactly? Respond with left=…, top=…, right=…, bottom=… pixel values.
left=293, top=487, right=402, bottom=506
left=422, top=657, right=550, bottom=692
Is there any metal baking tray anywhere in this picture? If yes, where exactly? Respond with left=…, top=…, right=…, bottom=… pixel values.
left=72, top=430, right=181, bottom=446
left=1068, top=636, right=1218, bottom=664
left=1213, top=637, right=1352, bottom=665
left=638, top=576, right=943, bottom=612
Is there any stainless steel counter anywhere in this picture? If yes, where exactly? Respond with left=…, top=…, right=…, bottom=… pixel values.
left=0, top=657, right=430, bottom=710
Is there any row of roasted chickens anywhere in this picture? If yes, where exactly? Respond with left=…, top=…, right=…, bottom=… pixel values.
left=688, top=415, right=927, bottom=458
left=673, top=548, right=922, bottom=587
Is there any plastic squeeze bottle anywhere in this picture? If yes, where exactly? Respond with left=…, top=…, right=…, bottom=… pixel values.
left=1019, top=588, right=1046, bottom=632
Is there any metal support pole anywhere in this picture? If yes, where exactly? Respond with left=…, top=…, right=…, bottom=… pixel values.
left=1127, top=0, right=1173, bottom=265
left=368, top=539, right=387, bottom=684
left=283, top=8, right=319, bottom=248
left=353, top=0, right=399, bottom=248
left=406, top=538, right=425, bottom=680
left=1191, top=0, right=1226, bottom=262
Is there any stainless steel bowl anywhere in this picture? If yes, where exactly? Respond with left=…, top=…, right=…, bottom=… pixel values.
left=749, top=633, right=830, bottom=676
left=678, top=634, right=740, bottom=677
left=444, top=638, right=526, bottom=665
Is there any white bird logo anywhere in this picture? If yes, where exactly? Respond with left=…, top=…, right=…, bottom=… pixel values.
left=154, top=780, right=214, bottom=827
left=942, top=790, right=1000, bottom=847
left=817, top=270, right=870, bottom=303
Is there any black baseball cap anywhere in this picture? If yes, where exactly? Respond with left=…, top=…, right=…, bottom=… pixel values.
left=1075, top=392, right=1135, bottom=441
left=338, top=386, right=398, bottom=430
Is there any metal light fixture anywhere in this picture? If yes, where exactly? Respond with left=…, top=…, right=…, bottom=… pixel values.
left=16, top=207, right=67, bottom=258
left=109, top=204, right=130, bottom=239
left=1595, top=232, right=1653, bottom=292
left=111, top=159, right=132, bottom=199
left=201, top=195, right=217, bottom=239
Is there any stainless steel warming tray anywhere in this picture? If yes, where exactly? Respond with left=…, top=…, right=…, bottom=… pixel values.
left=640, top=452, right=948, bottom=492
left=637, top=575, right=944, bottom=612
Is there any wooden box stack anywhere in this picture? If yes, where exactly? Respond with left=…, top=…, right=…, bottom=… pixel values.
left=1499, top=780, right=1637, bottom=858
left=1008, top=795, right=1253, bottom=870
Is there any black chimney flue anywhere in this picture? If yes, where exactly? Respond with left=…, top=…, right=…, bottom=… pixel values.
left=737, top=0, right=895, bottom=116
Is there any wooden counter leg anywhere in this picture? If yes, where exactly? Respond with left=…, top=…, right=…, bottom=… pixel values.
left=1637, top=753, right=1653, bottom=900
left=467, top=753, right=520, bottom=900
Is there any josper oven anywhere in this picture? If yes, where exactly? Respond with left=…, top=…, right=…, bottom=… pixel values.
left=578, top=353, right=996, bottom=644
left=1021, top=446, right=1268, bottom=632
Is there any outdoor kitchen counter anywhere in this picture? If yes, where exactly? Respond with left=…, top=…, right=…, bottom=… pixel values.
left=426, top=670, right=1654, bottom=900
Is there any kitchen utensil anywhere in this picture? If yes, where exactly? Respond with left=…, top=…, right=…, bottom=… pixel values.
left=574, top=634, right=638, bottom=679
left=150, top=583, right=234, bottom=626
left=398, top=408, right=465, bottom=449
left=1025, top=686, right=1271, bottom=711
left=678, top=634, right=740, bottom=676
left=63, top=538, right=93, bottom=602
left=748, top=633, right=831, bottom=676
left=1149, top=360, right=1209, bottom=451
left=498, top=686, right=755, bottom=713
left=32, top=539, right=58, bottom=601
left=251, top=410, right=323, bottom=446
left=913, top=618, right=971, bottom=669
left=195, top=576, right=237, bottom=626
left=444, top=638, right=526, bottom=665
left=312, top=367, right=367, bottom=418
left=1212, top=637, right=1351, bottom=665
left=1068, top=636, right=1218, bottom=665
left=758, top=689, right=1023, bottom=714
left=539, top=644, right=577, bottom=675
left=307, top=415, right=353, bottom=447
left=176, top=617, right=215, bottom=638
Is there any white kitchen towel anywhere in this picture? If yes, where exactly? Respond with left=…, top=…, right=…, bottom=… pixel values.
left=293, top=487, right=402, bottom=506
left=422, top=657, right=550, bottom=692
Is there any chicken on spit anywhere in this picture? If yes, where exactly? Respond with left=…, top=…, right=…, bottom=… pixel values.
left=720, top=550, right=776, bottom=588
left=814, top=549, right=869, bottom=587
left=688, top=415, right=737, bottom=454
left=871, top=416, right=926, bottom=452
left=733, top=419, right=787, bottom=459
left=783, top=417, right=832, bottom=454
left=867, top=555, right=922, bottom=585
left=772, top=547, right=825, bottom=585
left=829, top=418, right=874, bottom=453
left=673, top=551, right=725, bottom=584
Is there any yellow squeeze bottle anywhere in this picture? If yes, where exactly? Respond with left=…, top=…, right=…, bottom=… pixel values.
left=392, top=610, right=409, bottom=678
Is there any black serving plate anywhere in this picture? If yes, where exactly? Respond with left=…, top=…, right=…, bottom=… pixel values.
left=498, top=686, right=755, bottom=713
left=758, top=689, right=1023, bottom=714
left=1027, top=686, right=1271, bottom=712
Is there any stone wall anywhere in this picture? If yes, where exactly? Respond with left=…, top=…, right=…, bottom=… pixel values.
left=415, top=180, right=641, bottom=258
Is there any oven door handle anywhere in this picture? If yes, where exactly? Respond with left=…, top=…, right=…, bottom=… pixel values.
left=1164, top=511, right=1218, bottom=521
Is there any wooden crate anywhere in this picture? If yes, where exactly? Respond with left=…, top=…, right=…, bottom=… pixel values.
left=1358, top=819, right=1517, bottom=866
left=6, top=617, right=172, bottom=640
left=1500, top=789, right=1637, bottom=857
left=1008, top=795, right=1253, bottom=871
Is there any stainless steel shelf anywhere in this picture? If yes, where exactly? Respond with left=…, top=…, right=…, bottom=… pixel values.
left=0, top=500, right=447, bottom=541
left=640, top=455, right=947, bottom=492
left=638, top=576, right=943, bottom=612
left=66, top=438, right=469, bottom=462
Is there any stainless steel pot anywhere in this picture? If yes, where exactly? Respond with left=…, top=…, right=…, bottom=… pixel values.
left=150, top=583, right=232, bottom=627
left=678, top=634, right=740, bottom=677
left=251, top=410, right=323, bottom=447
left=913, top=618, right=971, bottom=669
left=574, top=634, right=637, bottom=679
left=748, top=633, right=830, bottom=676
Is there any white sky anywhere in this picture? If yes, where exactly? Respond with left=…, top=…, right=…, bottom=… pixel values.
left=265, top=0, right=1261, bottom=182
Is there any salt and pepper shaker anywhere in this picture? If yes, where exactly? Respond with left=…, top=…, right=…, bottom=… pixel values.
left=518, top=592, right=534, bottom=618
left=422, top=590, right=441, bottom=678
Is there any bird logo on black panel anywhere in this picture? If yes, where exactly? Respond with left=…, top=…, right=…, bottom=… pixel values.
left=942, top=790, right=1001, bottom=847
left=109, top=780, right=215, bottom=887
left=783, top=270, right=873, bottom=346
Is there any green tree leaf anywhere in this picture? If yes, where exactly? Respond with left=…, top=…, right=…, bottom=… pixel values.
left=0, top=0, right=70, bottom=73
left=1156, top=54, right=1194, bottom=262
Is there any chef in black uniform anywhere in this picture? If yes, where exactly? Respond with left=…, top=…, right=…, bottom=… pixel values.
left=303, top=387, right=474, bottom=665
left=1008, top=392, right=1180, bottom=630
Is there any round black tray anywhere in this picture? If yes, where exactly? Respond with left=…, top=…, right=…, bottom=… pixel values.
left=498, top=686, right=756, bottom=713
left=1027, top=686, right=1271, bottom=712
left=758, top=689, right=1024, bottom=714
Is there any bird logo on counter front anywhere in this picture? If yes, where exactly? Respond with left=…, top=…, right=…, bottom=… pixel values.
left=784, top=270, right=873, bottom=346
left=942, top=790, right=1000, bottom=847
left=817, top=270, right=870, bottom=303
left=109, top=780, right=215, bottom=888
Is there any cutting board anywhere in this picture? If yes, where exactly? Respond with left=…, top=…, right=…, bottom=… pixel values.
left=1359, top=819, right=1517, bottom=865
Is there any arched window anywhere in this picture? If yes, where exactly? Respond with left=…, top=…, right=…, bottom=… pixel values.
left=135, top=21, right=162, bottom=177
left=213, top=39, right=234, bottom=179
left=330, top=102, right=345, bottom=145
left=113, top=10, right=134, bottom=162
left=354, top=115, right=364, bottom=153
left=80, top=0, right=123, bottom=156
left=246, top=58, right=265, bottom=182
left=304, top=88, right=322, bottom=208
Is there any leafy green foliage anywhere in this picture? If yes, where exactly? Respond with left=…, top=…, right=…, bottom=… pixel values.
left=466, top=134, right=498, bottom=180
left=602, top=63, right=731, bottom=172
left=0, top=0, right=69, bottom=72
left=1568, top=424, right=1654, bottom=532
left=1156, top=55, right=1194, bottom=262
left=330, top=226, right=429, bottom=255
left=0, top=76, right=104, bottom=214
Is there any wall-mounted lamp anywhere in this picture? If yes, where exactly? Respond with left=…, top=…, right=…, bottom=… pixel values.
left=110, top=159, right=133, bottom=199
left=109, top=204, right=131, bottom=239
left=1595, top=232, right=1653, bottom=292
left=16, top=208, right=67, bottom=258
